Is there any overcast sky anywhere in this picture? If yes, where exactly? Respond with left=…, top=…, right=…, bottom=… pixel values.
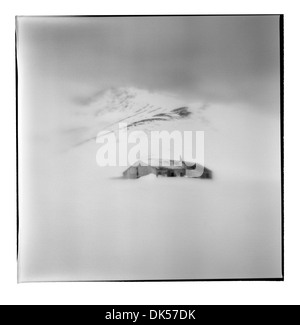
left=18, top=16, right=280, bottom=114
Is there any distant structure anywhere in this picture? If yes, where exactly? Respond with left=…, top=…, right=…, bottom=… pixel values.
left=123, top=160, right=212, bottom=179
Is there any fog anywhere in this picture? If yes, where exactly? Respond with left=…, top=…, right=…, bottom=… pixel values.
left=17, top=16, right=282, bottom=281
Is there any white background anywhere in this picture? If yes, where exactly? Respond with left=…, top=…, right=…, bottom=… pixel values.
left=0, top=0, right=299, bottom=305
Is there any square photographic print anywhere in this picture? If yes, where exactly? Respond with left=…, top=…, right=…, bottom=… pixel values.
left=16, top=15, right=283, bottom=282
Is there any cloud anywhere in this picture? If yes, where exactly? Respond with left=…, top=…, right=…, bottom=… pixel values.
left=18, top=16, right=280, bottom=113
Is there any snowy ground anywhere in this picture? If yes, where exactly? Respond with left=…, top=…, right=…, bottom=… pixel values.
left=18, top=96, right=282, bottom=281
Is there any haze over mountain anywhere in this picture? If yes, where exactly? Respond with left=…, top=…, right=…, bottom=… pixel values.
left=65, top=86, right=208, bottom=148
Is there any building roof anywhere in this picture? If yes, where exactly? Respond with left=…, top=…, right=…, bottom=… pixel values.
left=123, top=159, right=211, bottom=176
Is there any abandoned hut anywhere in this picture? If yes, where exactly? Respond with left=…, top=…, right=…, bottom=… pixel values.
left=122, top=160, right=212, bottom=179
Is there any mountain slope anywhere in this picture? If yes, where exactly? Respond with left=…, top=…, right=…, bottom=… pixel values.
left=65, top=87, right=208, bottom=148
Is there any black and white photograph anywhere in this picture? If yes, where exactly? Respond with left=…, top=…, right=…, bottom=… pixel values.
left=16, top=15, right=282, bottom=282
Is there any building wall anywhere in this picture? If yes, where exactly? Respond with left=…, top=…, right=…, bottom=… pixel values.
left=137, top=166, right=156, bottom=177
left=123, top=166, right=156, bottom=178
left=123, top=166, right=138, bottom=179
left=123, top=164, right=211, bottom=179
left=157, top=167, right=185, bottom=177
